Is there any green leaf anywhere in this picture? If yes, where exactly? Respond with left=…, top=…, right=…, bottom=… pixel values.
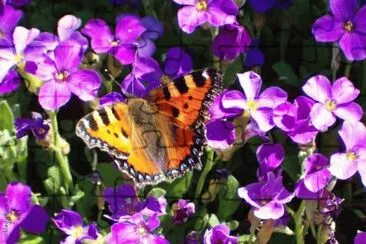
left=97, top=163, right=121, bottom=187
left=282, top=154, right=301, bottom=182
left=223, top=57, right=242, bottom=86
left=226, top=220, right=240, bottom=231
left=148, top=187, right=167, bottom=198
left=19, top=233, right=44, bottom=243
left=162, top=171, right=193, bottom=199
left=272, top=61, right=300, bottom=86
left=208, top=214, right=220, bottom=227
left=0, top=100, right=14, bottom=131
left=217, top=175, right=241, bottom=221
left=43, top=166, right=62, bottom=194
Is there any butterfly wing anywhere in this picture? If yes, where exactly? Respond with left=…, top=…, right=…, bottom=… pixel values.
left=76, top=102, right=166, bottom=186
left=147, top=68, right=223, bottom=178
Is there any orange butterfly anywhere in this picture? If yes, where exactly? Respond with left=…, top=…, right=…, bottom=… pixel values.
left=76, top=68, right=223, bottom=188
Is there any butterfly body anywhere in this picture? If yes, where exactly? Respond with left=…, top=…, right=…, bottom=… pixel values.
left=76, top=68, right=223, bottom=188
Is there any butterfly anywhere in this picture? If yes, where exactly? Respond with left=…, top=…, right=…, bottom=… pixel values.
left=76, top=68, right=223, bottom=188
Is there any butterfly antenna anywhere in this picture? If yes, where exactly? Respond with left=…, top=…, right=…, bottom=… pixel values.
left=104, top=69, right=122, bottom=89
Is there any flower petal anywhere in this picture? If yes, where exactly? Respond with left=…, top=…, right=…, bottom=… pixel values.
left=206, top=7, right=236, bottom=27
left=258, top=87, right=288, bottom=108
left=38, top=80, right=71, bottom=110
left=206, top=120, right=235, bottom=150
left=0, top=5, right=23, bottom=38
left=54, top=40, right=82, bottom=72
left=304, top=169, right=331, bottom=193
left=254, top=202, right=284, bottom=220
left=53, top=210, right=82, bottom=235
left=312, top=15, right=344, bottom=42
left=251, top=108, right=274, bottom=132
left=13, top=26, right=40, bottom=55
left=332, top=77, right=360, bottom=104
left=353, top=5, right=366, bottom=33
left=329, top=152, right=358, bottom=180
left=57, top=15, right=82, bottom=41
left=111, top=45, right=137, bottom=65
left=20, top=205, right=48, bottom=234
left=177, top=6, right=208, bottom=34
left=330, top=0, right=357, bottom=21
left=338, top=120, right=366, bottom=151
left=334, top=102, right=363, bottom=122
left=0, top=70, right=21, bottom=95
left=339, top=32, right=366, bottom=61
left=310, top=103, right=336, bottom=131
left=81, top=19, right=113, bottom=53
left=302, top=75, right=332, bottom=103
left=221, top=90, right=246, bottom=110
left=6, top=182, right=32, bottom=213
left=68, top=69, right=102, bottom=101
left=115, top=15, right=146, bottom=43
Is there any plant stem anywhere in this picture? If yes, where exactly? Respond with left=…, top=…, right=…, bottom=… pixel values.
left=293, top=201, right=306, bottom=244
left=344, top=62, right=352, bottom=78
left=248, top=221, right=258, bottom=244
left=48, top=111, right=73, bottom=193
left=194, top=149, right=215, bottom=202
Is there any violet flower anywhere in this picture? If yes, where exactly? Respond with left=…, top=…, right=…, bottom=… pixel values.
left=238, top=172, right=294, bottom=219
left=103, top=183, right=166, bottom=220
left=107, top=212, right=169, bottom=244
left=53, top=209, right=98, bottom=244
left=329, top=120, right=366, bottom=186
left=137, top=16, right=164, bottom=57
left=312, top=0, right=366, bottom=61
left=295, top=153, right=332, bottom=199
left=0, top=5, right=23, bottom=43
left=212, top=23, right=251, bottom=61
left=172, top=199, right=195, bottom=224
left=82, top=15, right=146, bottom=65
left=0, top=182, right=48, bottom=244
left=302, top=75, right=363, bottom=132
left=354, top=232, right=366, bottom=244
left=247, top=0, right=295, bottom=13
left=36, top=40, right=102, bottom=110
left=256, top=143, right=284, bottom=179
left=220, top=71, right=288, bottom=132
left=172, top=0, right=238, bottom=34
left=185, top=231, right=200, bottom=244
left=14, top=112, right=50, bottom=140
left=244, top=38, right=265, bottom=68
left=37, top=15, right=88, bottom=53
left=3, top=0, right=31, bottom=8
left=0, top=69, right=21, bottom=95
left=0, top=26, right=46, bottom=83
left=203, top=223, right=238, bottom=244
left=99, top=91, right=126, bottom=107
left=273, top=96, right=318, bottom=144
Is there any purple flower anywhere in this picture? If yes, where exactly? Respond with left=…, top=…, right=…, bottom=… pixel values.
left=103, top=184, right=166, bottom=220
left=185, top=231, right=200, bottom=244
left=136, top=16, right=164, bottom=57
left=256, top=143, right=284, bottom=179
left=0, top=5, right=23, bottom=42
left=354, top=232, right=366, bottom=244
left=4, top=0, right=31, bottom=8
left=172, top=199, right=195, bottom=224
left=212, top=23, right=251, bottom=60
left=247, top=0, right=295, bottom=13
left=14, top=112, right=50, bottom=140
left=203, top=223, right=238, bottom=244
left=53, top=209, right=98, bottom=244
left=36, top=40, right=102, bottom=110
left=312, top=0, right=366, bottom=61
left=295, top=153, right=331, bottom=199
left=273, top=96, right=318, bottom=144
left=0, top=182, right=48, bottom=244
left=173, top=0, right=238, bottom=34
left=0, top=26, right=46, bottom=83
left=37, top=15, right=88, bottom=52
left=0, top=69, right=21, bottom=95
left=302, top=75, right=363, bottom=132
left=244, top=39, right=265, bottom=68
left=107, top=212, right=169, bottom=244
left=82, top=15, right=146, bottom=65
left=220, top=71, right=288, bottom=132
left=329, top=120, right=366, bottom=186
left=99, top=92, right=126, bottom=107
left=122, top=47, right=193, bottom=97
left=238, top=172, right=294, bottom=219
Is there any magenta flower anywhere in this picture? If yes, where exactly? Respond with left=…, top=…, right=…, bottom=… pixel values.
left=173, top=0, right=238, bottom=34
left=0, top=69, right=21, bottom=95
left=0, top=182, right=48, bottom=244
left=220, top=71, right=288, bottom=132
left=3, top=0, right=31, bottom=8
left=312, top=0, right=366, bottom=61
left=238, top=172, right=294, bottom=219
left=99, top=92, right=126, bottom=107
left=302, top=75, right=363, bottom=131
left=172, top=199, right=195, bottom=224
left=36, top=40, right=102, bottom=110
left=355, top=232, right=366, bottom=244
left=14, top=112, right=50, bottom=140
left=0, top=26, right=46, bottom=83
left=256, top=143, right=284, bottom=180
left=37, top=15, right=88, bottom=52
left=136, top=16, right=164, bottom=57
left=53, top=209, right=98, bottom=244
left=329, top=120, right=366, bottom=186
left=212, top=23, right=251, bottom=60
left=203, top=223, right=238, bottom=244
left=0, top=5, right=23, bottom=43
left=295, top=153, right=331, bottom=199
left=273, top=96, right=318, bottom=144
left=82, top=15, right=146, bottom=65
left=107, top=212, right=169, bottom=244
left=103, top=184, right=166, bottom=220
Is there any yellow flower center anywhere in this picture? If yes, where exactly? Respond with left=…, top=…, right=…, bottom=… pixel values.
left=247, top=99, right=258, bottom=112
left=196, top=0, right=208, bottom=11
left=72, top=226, right=84, bottom=238
left=55, top=71, right=69, bottom=82
left=160, top=75, right=172, bottom=85
left=325, top=99, right=337, bottom=111
left=346, top=152, right=357, bottom=161
left=13, top=54, right=23, bottom=64
left=344, top=21, right=354, bottom=32
left=137, top=226, right=147, bottom=236
left=110, top=40, right=120, bottom=47
left=6, top=211, right=18, bottom=223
